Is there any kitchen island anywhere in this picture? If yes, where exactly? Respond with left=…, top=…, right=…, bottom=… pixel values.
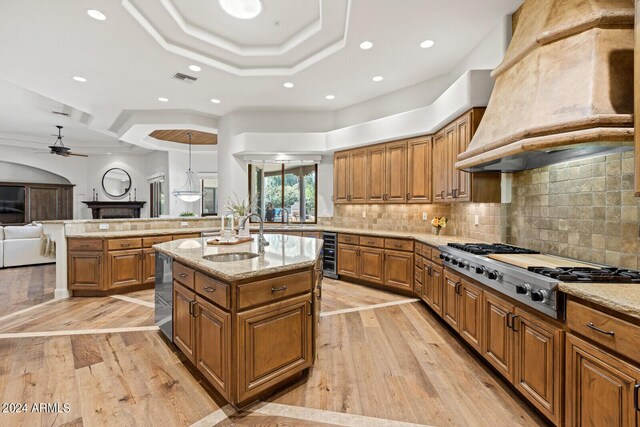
left=153, top=233, right=323, bottom=408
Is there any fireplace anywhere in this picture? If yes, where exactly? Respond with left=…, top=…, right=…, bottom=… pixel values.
left=82, top=201, right=146, bottom=219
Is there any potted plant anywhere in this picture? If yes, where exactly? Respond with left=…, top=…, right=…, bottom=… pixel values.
left=431, top=216, right=447, bottom=235
left=225, top=193, right=258, bottom=237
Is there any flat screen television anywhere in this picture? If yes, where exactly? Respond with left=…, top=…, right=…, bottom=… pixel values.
left=0, top=185, right=26, bottom=224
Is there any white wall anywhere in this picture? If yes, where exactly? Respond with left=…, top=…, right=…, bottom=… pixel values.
left=0, top=161, right=71, bottom=184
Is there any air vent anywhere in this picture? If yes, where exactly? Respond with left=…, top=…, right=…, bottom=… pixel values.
left=172, top=72, right=197, bottom=83
left=51, top=110, right=70, bottom=116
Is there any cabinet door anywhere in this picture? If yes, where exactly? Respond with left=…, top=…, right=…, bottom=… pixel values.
left=366, top=145, right=386, bottom=203
left=432, top=130, right=447, bottom=202
left=566, top=333, right=640, bottom=427
left=236, top=295, right=312, bottom=405
left=422, top=260, right=433, bottom=305
left=443, top=270, right=460, bottom=329
left=58, top=186, right=73, bottom=220
left=385, top=141, right=407, bottom=203
left=173, top=282, right=196, bottom=362
left=459, top=279, right=483, bottom=351
left=333, top=152, right=349, bottom=204
left=384, top=250, right=413, bottom=290
left=482, top=293, right=515, bottom=382
left=337, top=244, right=359, bottom=278
left=107, top=249, right=143, bottom=288
left=359, top=247, right=384, bottom=285
left=514, top=308, right=563, bottom=426
left=68, top=251, right=103, bottom=290
left=196, top=296, right=231, bottom=400
left=142, top=248, right=156, bottom=284
left=29, top=186, right=59, bottom=221
left=407, top=136, right=432, bottom=203
left=454, top=114, right=472, bottom=201
left=445, top=123, right=457, bottom=201
left=349, top=149, right=367, bottom=203
left=430, top=264, right=444, bottom=317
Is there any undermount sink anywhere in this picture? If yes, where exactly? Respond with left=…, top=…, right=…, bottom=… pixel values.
left=203, top=252, right=259, bottom=262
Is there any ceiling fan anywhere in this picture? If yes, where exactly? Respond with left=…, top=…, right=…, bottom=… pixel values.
left=48, top=125, right=88, bottom=157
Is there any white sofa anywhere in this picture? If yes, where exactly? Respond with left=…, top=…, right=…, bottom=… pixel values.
left=1, top=225, right=54, bottom=268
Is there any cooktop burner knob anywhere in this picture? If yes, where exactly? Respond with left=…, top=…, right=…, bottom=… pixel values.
left=531, top=290, right=547, bottom=303
left=487, top=270, right=499, bottom=280
left=475, top=266, right=486, bottom=275
left=516, top=284, right=531, bottom=295
left=439, top=253, right=446, bottom=260
left=452, top=259, right=460, bottom=266
left=459, top=260, right=469, bottom=268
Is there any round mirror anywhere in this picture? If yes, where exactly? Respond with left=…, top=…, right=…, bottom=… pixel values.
left=102, top=168, right=132, bottom=198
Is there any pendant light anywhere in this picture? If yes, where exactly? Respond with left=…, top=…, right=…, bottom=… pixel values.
left=172, top=133, right=205, bottom=202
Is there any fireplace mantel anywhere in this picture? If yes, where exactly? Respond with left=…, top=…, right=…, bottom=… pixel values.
left=82, top=201, right=146, bottom=219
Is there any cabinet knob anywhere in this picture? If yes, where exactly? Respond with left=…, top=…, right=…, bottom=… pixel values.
left=203, top=286, right=216, bottom=293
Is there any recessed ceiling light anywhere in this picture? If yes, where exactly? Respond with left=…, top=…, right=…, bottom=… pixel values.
left=107, top=152, right=111, bottom=155
left=158, top=97, right=169, bottom=102
left=359, top=41, right=373, bottom=50
left=72, top=76, right=87, bottom=82
left=325, top=95, right=335, bottom=100
left=219, top=0, right=262, bottom=19
left=283, top=82, right=294, bottom=88
left=210, top=98, right=221, bottom=104
left=87, top=9, right=106, bottom=21
left=372, top=76, right=383, bottom=82
left=420, top=39, right=435, bottom=49
left=188, top=65, right=201, bottom=72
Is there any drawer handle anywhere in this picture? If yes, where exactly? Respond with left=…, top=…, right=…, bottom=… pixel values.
left=395, top=244, right=403, bottom=248
left=203, top=286, right=216, bottom=293
left=271, top=286, right=288, bottom=293
left=178, top=273, right=187, bottom=278
left=121, top=243, right=131, bottom=247
left=634, top=385, right=639, bottom=411
left=586, top=322, right=615, bottom=336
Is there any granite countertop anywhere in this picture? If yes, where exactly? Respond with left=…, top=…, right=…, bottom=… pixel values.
left=153, top=234, right=323, bottom=283
left=39, top=217, right=221, bottom=225
left=66, top=227, right=221, bottom=238
left=558, top=282, right=640, bottom=321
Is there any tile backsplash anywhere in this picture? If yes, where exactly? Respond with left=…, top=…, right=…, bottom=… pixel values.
left=325, top=152, right=640, bottom=269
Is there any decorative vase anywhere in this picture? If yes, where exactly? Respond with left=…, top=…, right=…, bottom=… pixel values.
left=238, top=215, right=250, bottom=237
left=434, top=227, right=441, bottom=236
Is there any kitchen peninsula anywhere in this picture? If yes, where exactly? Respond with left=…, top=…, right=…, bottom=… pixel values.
left=153, top=233, right=323, bottom=407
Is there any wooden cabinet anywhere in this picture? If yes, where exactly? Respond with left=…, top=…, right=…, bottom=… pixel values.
left=407, top=136, right=432, bottom=203
left=366, top=145, right=386, bottom=203
left=333, top=152, right=349, bottom=204
left=385, top=141, right=407, bottom=203
left=384, top=249, right=413, bottom=290
left=443, top=270, right=461, bottom=329
left=334, top=149, right=367, bottom=203
left=173, top=281, right=197, bottom=363
left=68, top=251, right=103, bottom=290
left=107, top=249, right=143, bottom=288
left=427, top=260, right=444, bottom=316
left=236, top=295, right=313, bottom=405
left=195, top=296, right=231, bottom=399
left=431, top=108, right=501, bottom=203
left=359, top=246, right=385, bottom=285
left=514, top=308, right=563, bottom=426
left=459, top=278, right=483, bottom=351
left=142, top=248, right=156, bottom=284
left=566, top=333, right=640, bottom=427
left=337, top=244, right=359, bottom=278
left=0, top=182, right=73, bottom=225
left=483, top=292, right=515, bottom=382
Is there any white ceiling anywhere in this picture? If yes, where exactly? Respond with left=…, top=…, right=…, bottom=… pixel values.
left=0, top=0, right=520, bottom=153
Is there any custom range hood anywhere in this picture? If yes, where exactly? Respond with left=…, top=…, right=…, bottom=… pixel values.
left=456, top=0, right=635, bottom=172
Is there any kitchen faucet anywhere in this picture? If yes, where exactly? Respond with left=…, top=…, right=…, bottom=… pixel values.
left=282, top=208, right=290, bottom=226
left=241, top=213, right=269, bottom=253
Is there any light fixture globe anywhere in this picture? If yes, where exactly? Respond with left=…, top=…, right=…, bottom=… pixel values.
left=219, top=0, right=263, bottom=19
left=172, top=133, right=206, bottom=203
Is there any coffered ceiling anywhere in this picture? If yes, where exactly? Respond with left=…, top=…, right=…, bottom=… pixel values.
left=0, top=0, right=521, bottom=153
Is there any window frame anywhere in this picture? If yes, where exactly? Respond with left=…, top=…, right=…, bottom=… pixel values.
left=248, top=163, right=318, bottom=224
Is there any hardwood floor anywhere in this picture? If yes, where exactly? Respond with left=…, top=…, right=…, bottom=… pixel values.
left=0, top=265, right=55, bottom=317
left=0, top=266, right=548, bottom=426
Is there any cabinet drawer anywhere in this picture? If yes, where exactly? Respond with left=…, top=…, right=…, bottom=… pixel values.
left=338, top=234, right=359, bottom=245
left=566, top=299, right=640, bottom=363
left=431, top=248, right=442, bottom=264
left=195, top=272, right=230, bottom=309
left=359, top=236, right=384, bottom=248
left=174, top=233, right=201, bottom=240
left=385, top=238, right=414, bottom=252
left=415, top=268, right=423, bottom=284
left=173, top=262, right=195, bottom=289
left=237, top=271, right=312, bottom=310
left=143, top=235, right=172, bottom=247
left=68, top=239, right=103, bottom=251
left=107, top=238, right=142, bottom=250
